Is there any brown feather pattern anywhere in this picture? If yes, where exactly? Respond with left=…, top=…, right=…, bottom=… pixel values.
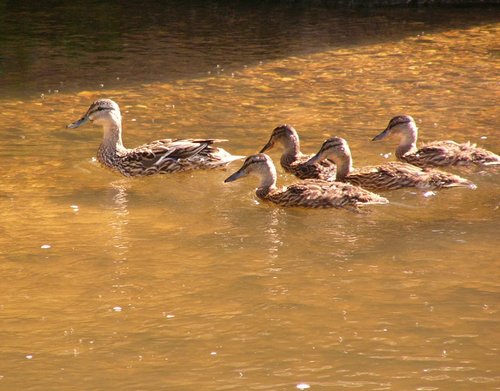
left=68, top=99, right=243, bottom=177
left=308, top=137, right=476, bottom=191
left=401, top=140, right=500, bottom=168
left=373, top=115, right=500, bottom=168
left=225, top=154, right=388, bottom=209
left=260, top=124, right=336, bottom=180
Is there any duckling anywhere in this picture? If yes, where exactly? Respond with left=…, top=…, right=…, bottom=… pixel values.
left=259, top=124, right=336, bottom=180
left=373, top=115, right=500, bottom=168
left=224, top=154, right=388, bottom=209
left=67, top=99, right=243, bottom=177
left=306, top=137, right=476, bottom=191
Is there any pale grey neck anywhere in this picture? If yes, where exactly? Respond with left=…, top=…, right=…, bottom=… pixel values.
left=281, top=133, right=300, bottom=160
left=333, top=154, right=353, bottom=181
left=256, top=165, right=278, bottom=198
left=100, top=122, right=127, bottom=154
left=396, top=124, right=418, bottom=158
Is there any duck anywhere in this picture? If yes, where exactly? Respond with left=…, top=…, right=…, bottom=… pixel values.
left=224, top=153, right=388, bottom=209
left=306, top=137, right=476, bottom=191
left=372, top=115, right=500, bottom=168
left=259, top=124, right=336, bottom=180
left=67, top=99, right=243, bottom=177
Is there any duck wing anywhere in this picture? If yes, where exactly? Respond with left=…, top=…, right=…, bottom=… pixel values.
left=122, top=138, right=226, bottom=166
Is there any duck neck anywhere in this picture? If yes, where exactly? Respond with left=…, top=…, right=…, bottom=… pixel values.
left=280, top=133, right=301, bottom=166
left=396, top=123, right=418, bottom=158
left=333, top=154, right=353, bottom=181
left=98, top=120, right=127, bottom=164
left=256, top=165, right=278, bottom=199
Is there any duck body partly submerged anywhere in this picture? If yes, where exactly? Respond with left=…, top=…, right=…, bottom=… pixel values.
left=373, top=115, right=500, bottom=168
left=225, top=154, right=388, bottom=209
left=307, top=137, right=476, bottom=191
left=397, top=140, right=500, bottom=168
left=260, top=124, right=336, bottom=180
left=68, top=99, right=243, bottom=177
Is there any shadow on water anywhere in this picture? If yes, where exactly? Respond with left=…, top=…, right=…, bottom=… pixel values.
left=0, top=0, right=498, bottom=98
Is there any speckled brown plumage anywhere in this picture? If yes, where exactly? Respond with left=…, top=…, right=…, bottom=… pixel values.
left=307, top=137, right=476, bottom=191
left=68, top=99, right=243, bottom=177
left=224, top=154, right=388, bottom=209
left=373, top=115, right=500, bottom=168
left=259, top=124, right=336, bottom=180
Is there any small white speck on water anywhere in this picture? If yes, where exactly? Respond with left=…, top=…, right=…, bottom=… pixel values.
left=165, top=314, right=175, bottom=319
left=112, top=306, right=122, bottom=312
left=210, top=351, right=217, bottom=356
left=99, top=84, right=104, bottom=88
left=41, top=244, right=51, bottom=249
left=26, top=355, right=33, bottom=360
left=297, top=383, right=310, bottom=390
left=70, top=205, right=79, bottom=212
left=131, top=119, right=137, bottom=122
left=480, top=136, right=487, bottom=139
left=116, top=77, right=120, bottom=80
left=423, top=191, right=436, bottom=198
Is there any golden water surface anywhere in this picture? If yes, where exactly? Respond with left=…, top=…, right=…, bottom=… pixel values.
left=0, top=4, right=499, bottom=390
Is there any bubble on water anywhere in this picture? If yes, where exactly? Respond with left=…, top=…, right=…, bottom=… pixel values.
left=210, top=351, right=217, bottom=356
left=41, top=244, right=51, bottom=249
left=297, top=383, right=310, bottom=390
left=113, top=306, right=122, bottom=312
left=166, top=314, right=175, bottom=319
left=26, top=355, right=33, bottom=359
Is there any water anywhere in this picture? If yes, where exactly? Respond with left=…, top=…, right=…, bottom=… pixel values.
left=0, top=2, right=499, bottom=390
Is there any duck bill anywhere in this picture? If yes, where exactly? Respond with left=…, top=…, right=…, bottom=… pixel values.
left=372, top=127, right=390, bottom=141
left=224, top=169, right=247, bottom=183
left=259, top=139, right=274, bottom=153
left=305, top=152, right=322, bottom=165
left=67, top=116, right=89, bottom=129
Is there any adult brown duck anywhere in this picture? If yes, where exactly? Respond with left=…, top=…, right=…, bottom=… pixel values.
left=259, top=124, right=336, bottom=180
left=67, top=99, right=243, bottom=176
left=224, top=153, right=388, bottom=209
left=306, top=137, right=476, bottom=191
left=372, top=115, right=499, bottom=168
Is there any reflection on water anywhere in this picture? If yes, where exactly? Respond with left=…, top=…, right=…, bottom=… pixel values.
left=0, top=3, right=499, bottom=391
left=108, top=180, right=131, bottom=261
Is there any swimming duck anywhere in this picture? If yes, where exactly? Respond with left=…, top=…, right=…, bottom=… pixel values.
left=306, top=137, right=476, bottom=191
left=224, top=153, right=388, bottom=209
left=67, top=99, right=243, bottom=177
left=259, top=124, right=336, bottom=180
left=372, top=115, right=500, bottom=168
